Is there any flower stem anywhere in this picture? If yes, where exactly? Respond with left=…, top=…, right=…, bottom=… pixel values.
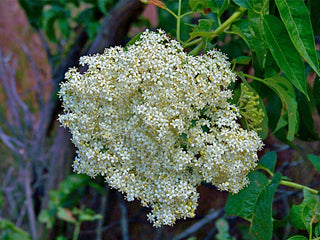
left=257, top=166, right=318, bottom=195
left=73, top=222, right=81, bottom=240
left=213, top=7, right=247, bottom=35
left=183, top=38, right=202, bottom=48
left=164, top=6, right=178, bottom=19
left=177, top=0, right=182, bottom=42
left=189, top=41, right=204, bottom=56
left=188, top=7, right=247, bottom=55
left=280, top=180, right=318, bottom=195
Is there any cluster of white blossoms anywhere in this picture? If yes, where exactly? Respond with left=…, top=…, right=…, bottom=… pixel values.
left=59, top=29, right=263, bottom=227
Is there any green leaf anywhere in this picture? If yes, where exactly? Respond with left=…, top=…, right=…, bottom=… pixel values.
left=97, top=0, right=109, bottom=15
left=38, top=210, right=55, bottom=229
left=215, top=218, right=234, bottom=240
left=44, top=6, right=70, bottom=42
left=78, top=208, right=103, bottom=222
left=0, top=219, right=32, bottom=240
left=217, top=0, right=230, bottom=17
left=259, top=151, right=277, bottom=173
left=232, top=0, right=254, bottom=9
left=308, top=154, right=320, bottom=174
left=287, top=236, right=308, bottom=240
left=275, top=0, right=320, bottom=76
left=235, top=56, right=251, bottom=65
left=57, top=207, right=77, bottom=223
left=250, top=173, right=281, bottom=240
left=225, top=171, right=269, bottom=220
left=189, top=0, right=218, bottom=13
left=56, top=236, right=68, bottom=240
left=233, top=0, right=265, bottom=12
left=125, top=32, right=143, bottom=49
left=266, top=76, right=299, bottom=141
left=255, top=75, right=299, bottom=141
left=264, top=51, right=280, bottom=78
left=231, top=17, right=267, bottom=77
left=58, top=18, right=70, bottom=38
left=18, top=0, right=44, bottom=28
left=188, top=19, right=216, bottom=41
left=289, top=204, right=307, bottom=230
left=262, top=15, right=307, bottom=97
left=288, top=189, right=320, bottom=233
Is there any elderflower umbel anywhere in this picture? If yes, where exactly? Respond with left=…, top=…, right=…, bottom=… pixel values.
left=59, top=29, right=263, bottom=227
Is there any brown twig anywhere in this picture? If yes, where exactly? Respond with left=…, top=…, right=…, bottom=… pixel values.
left=117, top=192, right=129, bottom=240
left=173, top=209, right=224, bottom=240
left=23, top=166, right=38, bottom=240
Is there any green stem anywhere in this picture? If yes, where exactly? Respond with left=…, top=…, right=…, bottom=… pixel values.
left=242, top=73, right=264, bottom=82
left=183, top=38, right=202, bottom=48
left=188, top=7, right=247, bottom=55
left=180, top=11, right=194, bottom=18
left=213, top=7, right=247, bottom=35
left=280, top=180, right=318, bottom=195
left=73, top=222, right=81, bottom=240
left=163, top=6, right=178, bottom=18
left=189, top=41, right=204, bottom=56
left=177, top=0, right=182, bottom=42
left=257, top=166, right=318, bottom=195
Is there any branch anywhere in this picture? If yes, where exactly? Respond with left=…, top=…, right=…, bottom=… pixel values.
left=88, top=0, right=144, bottom=54
left=20, top=43, right=44, bottom=110
left=96, top=189, right=109, bottom=240
left=117, top=192, right=129, bottom=240
left=47, top=0, right=144, bottom=134
left=173, top=209, right=224, bottom=240
left=22, top=166, right=38, bottom=240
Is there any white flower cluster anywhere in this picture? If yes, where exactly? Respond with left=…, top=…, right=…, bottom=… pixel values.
left=59, top=29, right=263, bottom=227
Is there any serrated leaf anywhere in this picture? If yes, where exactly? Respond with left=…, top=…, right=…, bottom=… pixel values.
left=308, top=154, right=320, bottom=174
left=231, top=17, right=267, bottom=77
left=250, top=172, right=281, bottom=240
left=259, top=151, right=277, bottom=173
left=275, top=0, right=320, bottom=76
left=261, top=76, right=299, bottom=141
left=289, top=189, right=320, bottom=233
left=289, top=204, right=307, bottom=229
left=189, top=0, right=218, bottom=13
left=263, top=15, right=307, bottom=97
left=225, top=171, right=269, bottom=219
